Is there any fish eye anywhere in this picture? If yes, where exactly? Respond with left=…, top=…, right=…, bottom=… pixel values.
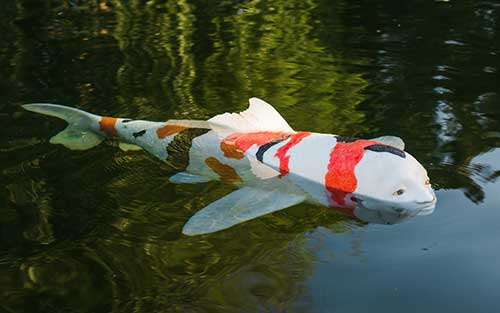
left=425, top=178, right=431, bottom=185
left=393, top=189, right=405, bottom=196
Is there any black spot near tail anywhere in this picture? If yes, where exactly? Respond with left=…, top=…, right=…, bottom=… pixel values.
left=121, top=119, right=134, bottom=123
left=335, top=136, right=359, bottom=143
left=364, top=144, right=406, bottom=158
left=256, top=136, right=290, bottom=162
left=166, top=128, right=210, bottom=171
left=133, top=130, right=146, bottom=138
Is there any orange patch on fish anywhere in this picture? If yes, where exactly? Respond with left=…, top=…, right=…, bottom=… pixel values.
left=156, top=124, right=187, bottom=139
left=325, top=139, right=377, bottom=206
left=205, top=157, right=242, bottom=183
left=221, top=131, right=292, bottom=159
left=99, top=117, right=118, bottom=136
left=274, top=132, right=311, bottom=175
left=220, top=140, right=245, bottom=159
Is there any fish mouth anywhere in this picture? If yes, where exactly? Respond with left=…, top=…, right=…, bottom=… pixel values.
left=413, top=197, right=437, bottom=215
left=417, top=200, right=436, bottom=215
left=416, top=196, right=437, bottom=209
left=358, top=198, right=436, bottom=219
left=353, top=193, right=437, bottom=224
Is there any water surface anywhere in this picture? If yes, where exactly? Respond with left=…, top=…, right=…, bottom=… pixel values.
left=1, top=1, right=500, bottom=312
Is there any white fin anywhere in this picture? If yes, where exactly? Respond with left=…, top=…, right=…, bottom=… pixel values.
left=49, top=127, right=103, bottom=150
left=170, top=172, right=211, bottom=184
left=119, top=143, right=143, bottom=151
left=23, top=103, right=104, bottom=150
left=208, top=97, right=295, bottom=137
left=182, top=186, right=305, bottom=235
left=248, top=156, right=280, bottom=179
left=371, top=135, right=405, bottom=150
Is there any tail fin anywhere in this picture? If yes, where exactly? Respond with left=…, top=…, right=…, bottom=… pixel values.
left=23, top=103, right=104, bottom=150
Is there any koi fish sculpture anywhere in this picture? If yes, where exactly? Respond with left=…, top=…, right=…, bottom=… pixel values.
left=23, top=98, right=436, bottom=235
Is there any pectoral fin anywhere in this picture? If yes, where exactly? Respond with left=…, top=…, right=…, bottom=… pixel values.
left=371, top=136, right=405, bottom=150
left=182, top=187, right=305, bottom=235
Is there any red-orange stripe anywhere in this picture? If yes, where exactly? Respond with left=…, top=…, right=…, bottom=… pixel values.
left=325, top=139, right=377, bottom=207
left=220, top=131, right=292, bottom=159
left=274, top=132, right=311, bottom=175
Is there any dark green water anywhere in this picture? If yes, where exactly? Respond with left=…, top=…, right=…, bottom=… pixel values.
left=1, top=0, right=500, bottom=312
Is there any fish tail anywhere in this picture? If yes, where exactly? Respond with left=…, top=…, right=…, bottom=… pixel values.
left=23, top=103, right=105, bottom=150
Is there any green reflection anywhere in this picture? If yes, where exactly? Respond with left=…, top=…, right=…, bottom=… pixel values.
left=110, top=0, right=367, bottom=133
left=1, top=0, right=367, bottom=311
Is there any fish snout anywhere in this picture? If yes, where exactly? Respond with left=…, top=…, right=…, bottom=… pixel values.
left=416, top=189, right=437, bottom=205
left=416, top=197, right=436, bottom=205
left=416, top=194, right=437, bottom=206
left=415, top=190, right=437, bottom=215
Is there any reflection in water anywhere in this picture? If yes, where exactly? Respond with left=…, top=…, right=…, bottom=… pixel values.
left=348, top=0, right=500, bottom=204
left=1, top=1, right=367, bottom=311
left=1, top=0, right=500, bottom=312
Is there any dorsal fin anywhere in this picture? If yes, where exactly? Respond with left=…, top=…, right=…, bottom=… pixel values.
left=370, top=135, right=405, bottom=150
left=208, top=98, right=295, bottom=137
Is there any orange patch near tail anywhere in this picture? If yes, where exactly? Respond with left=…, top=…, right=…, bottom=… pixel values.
left=205, top=157, right=242, bottom=183
left=325, top=139, right=377, bottom=207
left=156, top=124, right=187, bottom=139
left=99, top=117, right=118, bottom=137
left=221, top=131, right=292, bottom=159
left=274, top=132, right=311, bottom=175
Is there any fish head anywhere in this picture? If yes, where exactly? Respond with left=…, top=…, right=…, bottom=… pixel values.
left=352, top=145, right=436, bottom=223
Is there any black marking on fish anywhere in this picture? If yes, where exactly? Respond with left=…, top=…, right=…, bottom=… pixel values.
left=133, top=130, right=146, bottom=138
left=122, top=119, right=134, bottom=123
left=256, top=136, right=290, bottom=162
left=166, top=128, right=210, bottom=170
left=364, top=144, right=406, bottom=158
left=335, top=136, right=359, bottom=143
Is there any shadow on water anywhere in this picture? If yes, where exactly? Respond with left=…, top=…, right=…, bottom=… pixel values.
left=1, top=0, right=500, bottom=312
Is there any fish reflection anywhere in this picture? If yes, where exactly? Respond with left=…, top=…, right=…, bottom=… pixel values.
left=23, top=98, right=436, bottom=235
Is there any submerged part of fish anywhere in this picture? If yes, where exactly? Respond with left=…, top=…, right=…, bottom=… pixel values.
left=23, top=98, right=436, bottom=235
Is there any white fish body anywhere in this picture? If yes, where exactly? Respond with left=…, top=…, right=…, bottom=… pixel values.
left=23, top=98, right=436, bottom=235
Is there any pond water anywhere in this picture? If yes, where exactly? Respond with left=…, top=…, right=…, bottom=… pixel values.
left=1, top=1, right=500, bottom=312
